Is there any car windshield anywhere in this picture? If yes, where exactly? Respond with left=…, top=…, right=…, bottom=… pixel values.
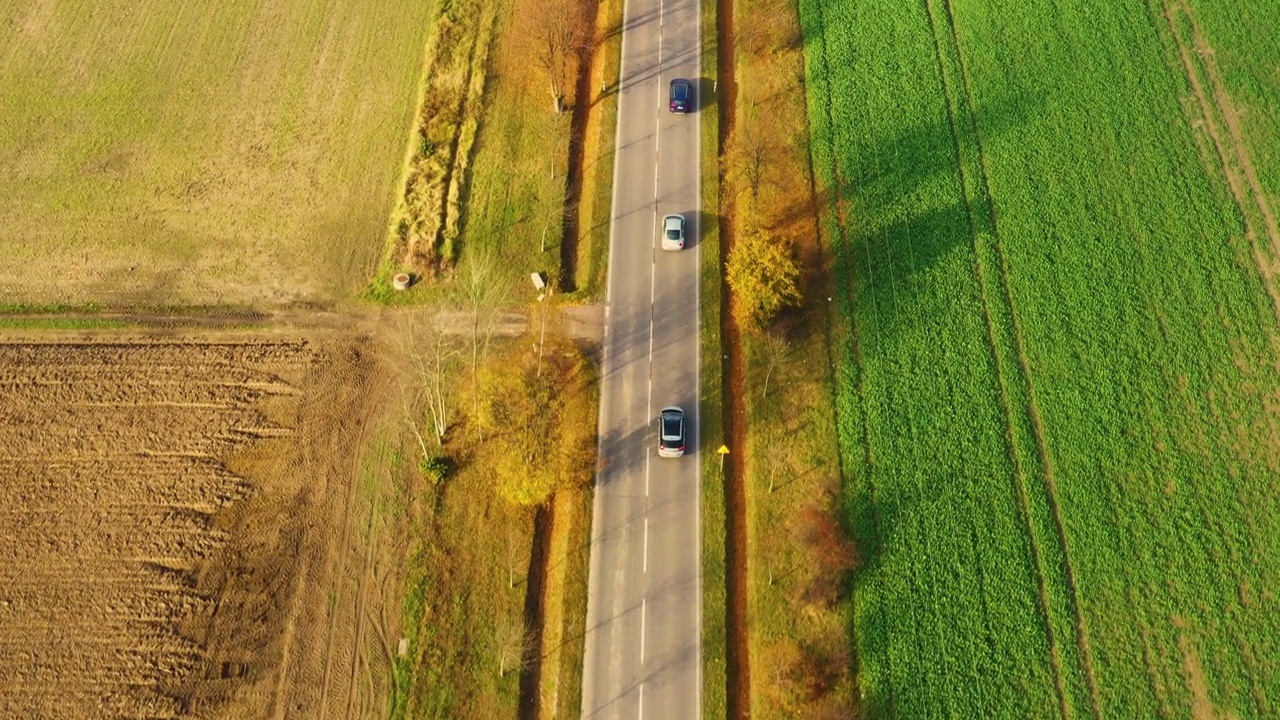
left=673, top=83, right=689, bottom=101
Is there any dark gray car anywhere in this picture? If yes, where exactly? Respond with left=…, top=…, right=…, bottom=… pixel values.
left=669, top=78, right=692, bottom=113
left=658, top=406, right=686, bottom=458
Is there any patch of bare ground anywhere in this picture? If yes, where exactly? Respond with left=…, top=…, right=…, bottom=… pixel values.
left=1174, top=618, right=1242, bottom=720
left=0, top=332, right=400, bottom=719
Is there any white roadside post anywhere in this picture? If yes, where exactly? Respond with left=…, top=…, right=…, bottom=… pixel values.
left=531, top=272, right=550, bottom=378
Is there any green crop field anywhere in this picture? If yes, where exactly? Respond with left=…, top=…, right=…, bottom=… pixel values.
left=0, top=0, right=437, bottom=307
left=802, top=0, right=1280, bottom=717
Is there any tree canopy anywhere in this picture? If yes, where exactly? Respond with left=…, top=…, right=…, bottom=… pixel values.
left=727, top=227, right=803, bottom=334
left=474, top=334, right=595, bottom=506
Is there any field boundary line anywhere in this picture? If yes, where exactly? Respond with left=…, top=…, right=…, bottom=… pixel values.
left=1158, top=0, right=1280, bottom=328
left=924, top=1, right=1104, bottom=717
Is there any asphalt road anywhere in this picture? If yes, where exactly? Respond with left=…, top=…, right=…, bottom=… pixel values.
left=580, top=0, right=702, bottom=714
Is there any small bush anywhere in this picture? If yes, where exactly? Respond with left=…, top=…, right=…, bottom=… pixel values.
left=420, top=455, right=452, bottom=483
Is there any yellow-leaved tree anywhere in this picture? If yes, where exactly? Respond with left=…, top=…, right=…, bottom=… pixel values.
left=474, top=331, right=595, bottom=506
left=726, top=227, right=802, bottom=334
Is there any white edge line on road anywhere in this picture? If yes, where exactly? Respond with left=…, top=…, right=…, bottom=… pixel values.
left=639, top=683, right=645, bottom=720
left=643, top=514, right=649, bottom=572
left=649, top=202, right=657, bottom=420
left=640, top=598, right=647, bottom=664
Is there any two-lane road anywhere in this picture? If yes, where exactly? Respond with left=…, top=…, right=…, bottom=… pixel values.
left=581, top=0, right=702, bottom=714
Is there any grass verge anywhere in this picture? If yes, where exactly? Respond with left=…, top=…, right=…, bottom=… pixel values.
left=699, top=0, right=727, bottom=713
left=724, top=0, right=858, bottom=714
left=536, top=487, right=594, bottom=718
left=0, top=318, right=132, bottom=330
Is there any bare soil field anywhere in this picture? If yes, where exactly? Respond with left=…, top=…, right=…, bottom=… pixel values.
left=0, top=332, right=402, bottom=719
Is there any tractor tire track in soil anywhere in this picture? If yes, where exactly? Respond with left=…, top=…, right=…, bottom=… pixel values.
left=715, top=0, right=751, bottom=715
left=926, top=2, right=1103, bottom=716
left=1161, top=0, right=1280, bottom=326
left=0, top=335, right=395, bottom=720
left=314, top=342, right=388, bottom=720
left=344, top=496, right=383, bottom=720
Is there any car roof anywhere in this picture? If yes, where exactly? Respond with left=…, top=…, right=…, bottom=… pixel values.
left=663, top=214, right=683, bottom=226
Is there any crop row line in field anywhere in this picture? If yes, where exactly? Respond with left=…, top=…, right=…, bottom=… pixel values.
left=922, top=2, right=1104, bottom=717
left=1154, top=0, right=1280, bottom=327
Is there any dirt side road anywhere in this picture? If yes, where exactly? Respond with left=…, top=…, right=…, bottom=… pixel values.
left=0, top=331, right=401, bottom=719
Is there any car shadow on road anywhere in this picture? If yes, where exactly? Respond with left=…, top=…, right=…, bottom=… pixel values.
left=695, top=76, right=716, bottom=114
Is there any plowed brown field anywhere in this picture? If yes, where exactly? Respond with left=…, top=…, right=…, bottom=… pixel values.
left=0, top=333, right=399, bottom=719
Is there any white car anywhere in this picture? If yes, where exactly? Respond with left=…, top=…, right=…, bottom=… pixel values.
left=662, top=214, right=686, bottom=251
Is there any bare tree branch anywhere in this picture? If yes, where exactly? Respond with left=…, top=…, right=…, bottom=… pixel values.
left=759, top=330, right=791, bottom=399
left=497, top=618, right=535, bottom=677
left=525, top=0, right=590, bottom=113
left=456, top=250, right=511, bottom=440
left=396, top=314, right=463, bottom=450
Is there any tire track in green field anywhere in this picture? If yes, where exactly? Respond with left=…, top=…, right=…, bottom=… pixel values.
left=921, top=2, right=1102, bottom=718
left=1140, top=2, right=1280, bottom=711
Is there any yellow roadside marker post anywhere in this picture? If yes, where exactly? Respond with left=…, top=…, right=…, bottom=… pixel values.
left=717, top=444, right=730, bottom=474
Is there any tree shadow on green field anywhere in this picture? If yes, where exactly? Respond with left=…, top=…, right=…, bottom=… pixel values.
left=801, top=37, right=1046, bottom=714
